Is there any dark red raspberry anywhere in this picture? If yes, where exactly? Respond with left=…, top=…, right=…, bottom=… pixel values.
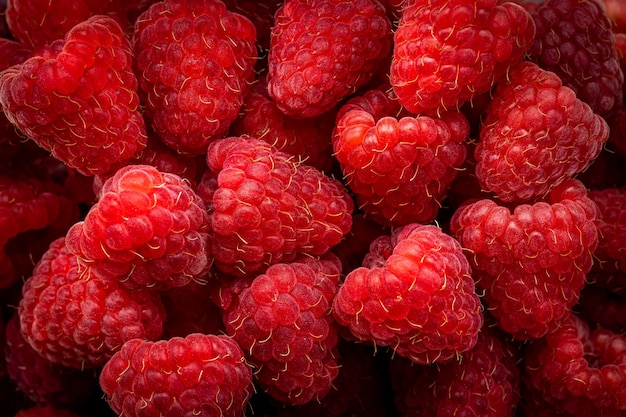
left=450, top=179, right=599, bottom=340
left=333, top=223, right=483, bottom=365
left=222, top=0, right=280, bottom=52
left=14, top=406, right=82, bottom=417
left=576, top=285, right=626, bottom=334
left=99, top=334, right=254, bottom=417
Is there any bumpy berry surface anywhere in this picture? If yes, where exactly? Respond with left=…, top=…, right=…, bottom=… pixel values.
left=66, top=165, right=210, bottom=290
left=450, top=179, right=599, bottom=340
left=390, top=0, right=535, bottom=116
left=475, top=61, right=609, bottom=203
left=99, top=334, right=254, bottom=417
left=18, top=237, right=165, bottom=369
left=222, top=0, right=280, bottom=51
left=333, top=223, right=483, bottom=364
left=267, top=0, right=392, bottom=118
left=134, top=0, right=257, bottom=155
left=332, top=88, right=469, bottom=226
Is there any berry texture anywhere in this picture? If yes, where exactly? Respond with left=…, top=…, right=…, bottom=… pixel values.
left=267, top=0, right=393, bottom=118
left=99, top=334, right=254, bottom=417
left=133, top=0, right=257, bottom=155
left=450, top=179, right=599, bottom=340
left=332, top=87, right=469, bottom=227
left=390, top=0, right=535, bottom=116
left=475, top=61, right=609, bottom=203
left=66, top=165, right=211, bottom=290
left=332, top=223, right=483, bottom=365
left=0, top=15, right=147, bottom=176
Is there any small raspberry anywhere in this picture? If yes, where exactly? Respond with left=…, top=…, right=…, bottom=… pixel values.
left=99, top=334, right=254, bottom=417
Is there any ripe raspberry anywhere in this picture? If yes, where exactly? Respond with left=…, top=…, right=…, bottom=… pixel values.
left=390, top=0, right=535, bottom=116
left=134, top=0, right=257, bottom=155
left=522, top=313, right=626, bottom=417
left=450, top=178, right=599, bottom=340
left=332, top=223, right=483, bottom=365
left=222, top=0, right=280, bottom=52
left=332, top=87, right=469, bottom=226
left=576, top=285, right=626, bottom=334
left=267, top=0, right=393, bottom=118
left=18, top=237, right=165, bottom=369
left=204, top=136, right=353, bottom=277
left=14, top=406, right=82, bottom=417
left=475, top=61, right=609, bottom=203
left=224, top=254, right=342, bottom=405
left=99, top=334, right=254, bottom=417
left=66, top=164, right=210, bottom=290
left=528, top=0, right=624, bottom=118
left=0, top=15, right=147, bottom=176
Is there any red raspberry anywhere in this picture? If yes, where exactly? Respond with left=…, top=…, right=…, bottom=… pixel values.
left=133, top=0, right=257, bottom=155
left=204, top=136, right=353, bottom=277
left=332, top=87, right=469, bottom=227
left=475, top=61, right=609, bottom=203
left=66, top=165, right=210, bottom=290
left=529, top=0, right=624, bottom=118
left=14, top=406, right=82, bottom=417
left=332, top=223, right=483, bottom=365
left=18, top=237, right=165, bottom=369
left=450, top=179, right=599, bottom=340
left=390, top=0, right=535, bottom=116
left=576, top=285, right=626, bottom=334
left=222, top=0, right=280, bottom=52
left=0, top=15, right=147, bottom=176
left=99, top=334, right=254, bottom=417
left=522, top=313, right=626, bottom=417
left=267, top=0, right=393, bottom=118
left=224, top=254, right=342, bottom=405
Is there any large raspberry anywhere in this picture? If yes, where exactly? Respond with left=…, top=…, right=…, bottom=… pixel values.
left=332, top=223, right=483, bottom=365
left=450, top=178, right=599, bottom=340
left=99, top=334, right=254, bottom=417
left=267, top=0, right=393, bottom=118
left=332, top=87, right=469, bottom=227
left=390, top=0, right=535, bottom=116
left=133, top=0, right=257, bottom=155
left=0, top=15, right=147, bottom=176
left=475, top=61, right=609, bottom=203
left=66, top=165, right=210, bottom=290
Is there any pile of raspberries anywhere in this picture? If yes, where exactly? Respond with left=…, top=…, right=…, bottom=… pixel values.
left=1, top=0, right=626, bottom=416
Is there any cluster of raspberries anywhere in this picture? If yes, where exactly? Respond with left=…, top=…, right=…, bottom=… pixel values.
left=0, top=0, right=625, bottom=417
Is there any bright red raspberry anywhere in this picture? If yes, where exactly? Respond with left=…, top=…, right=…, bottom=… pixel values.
left=204, top=136, right=353, bottom=277
left=332, top=87, right=469, bottom=226
left=99, top=334, right=254, bottom=417
left=133, top=0, right=257, bottom=155
left=267, top=0, right=393, bottom=118
left=450, top=179, right=599, bottom=340
left=18, top=237, right=165, bottom=369
left=333, top=223, right=483, bottom=365
left=224, top=254, right=342, bottom=405
left=390, top=0, right=535, bottom=116
left=475, top=61, right=609, bottom=203
left=66, top=165, right=211, bottom=290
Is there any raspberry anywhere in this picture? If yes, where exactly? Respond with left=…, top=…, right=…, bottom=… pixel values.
left=14, top=406, right=82, bottom=417
left=450, top=178, right=599, bottom=340
left=133, top=0, right=257, bottom=155
left=390, top=0, right=535, bottom=116
left=223, top=254, right=342, bottom=405
left=332, top=87, right=469, bottom=226
left=222, top=0, right=280, bottom=52
left=267, top=0, right=393, bottom=118
left=18, top=237, right=165, bottom=369
left=475, top=61, right=609, bottom=203
left=99, top=334, right=254, bottom=417
left=576, top=285, right=626, bottom=334
left=529, top=0, right=624, bottom=118
left=204, top=136, right=353, bottom=277
left=521, top=313, right=626, bottom=417
left=66, top=164, right=210, bottom=290
left=332, top=223, right=483, bottom=365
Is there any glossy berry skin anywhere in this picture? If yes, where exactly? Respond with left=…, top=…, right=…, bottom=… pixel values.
left=390, top=0, right=535, bottom=116
left=99, top=334, right=254, bottom=417
left=267, top=0, right=393, bottom=119
left=450, top=179, right=599, bottom=340
left=0, top=15, right=147, bottom=176
left=133, top=0, right=257, bottom=155
left=475, top=62, right=609, bottom=203
left=333, top=223, right=483, bottom=365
